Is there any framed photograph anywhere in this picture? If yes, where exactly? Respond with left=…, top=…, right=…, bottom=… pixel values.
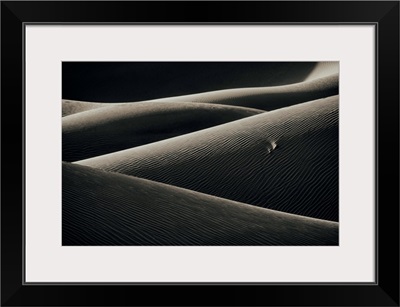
left=1, top=1, right=399, bottom=306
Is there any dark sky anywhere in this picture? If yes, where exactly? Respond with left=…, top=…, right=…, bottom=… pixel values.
left=62, top=62, right=316, bottom=102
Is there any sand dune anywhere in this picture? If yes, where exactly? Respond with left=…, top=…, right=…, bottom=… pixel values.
left=62, top=73, right=338, bottom=120
left=63, top=62, right=321, bottom=103
left=63, top=162, right=338, bottom=246
left=305, top=62, right=340, bottom=81
left=77, top=95, right=339, bottom=221
left=62, top=100, right=108, bottom=117
left=158, top=73, right=338, bottom=111
left=63, top=102, right=264, bottom=162
left=63, top=62, right=339, bottom=246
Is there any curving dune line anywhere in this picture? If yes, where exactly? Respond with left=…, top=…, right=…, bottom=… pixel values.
left=62, top=102, right=264, bottom=162
left=160, top=73, right=338, bottom=111
left=63, top=162, right=338, bottom=246
left=77, top=95, right=339, bottom=221
left=63, top=62, right=321, bottom=103
left=62, top=100, right=108, bottom=117
left=62, top=73, right=338, bottom=118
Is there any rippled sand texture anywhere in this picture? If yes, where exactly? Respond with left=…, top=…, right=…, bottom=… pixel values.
left=63, top=163, right=338, bottom=245
left=63, top=62, right=339, bottom=245
left=63, top=102, right=264, bottom=161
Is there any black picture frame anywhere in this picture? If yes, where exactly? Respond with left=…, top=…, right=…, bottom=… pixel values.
left=1, top=1, right=399, bottom=306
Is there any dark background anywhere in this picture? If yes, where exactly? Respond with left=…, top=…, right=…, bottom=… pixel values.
left=62, top=62, right=316, bottom=102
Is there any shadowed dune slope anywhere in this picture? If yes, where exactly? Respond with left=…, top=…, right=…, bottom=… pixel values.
left=78, top=95, right=339, bottom=221
left=62, top=73, right=338, bottom=118
left=62, top=100, right=108, bottom=117
left=63, top=102, right=264, bottom=162
left=63, top=162, right=338, bottom=246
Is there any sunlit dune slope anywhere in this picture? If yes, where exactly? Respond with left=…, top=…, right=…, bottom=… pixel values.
left=63, top=102, right=264, bottom=162
left=62, top=100, right=108, bottom=117
left=305, top=62, right=340, bottom=81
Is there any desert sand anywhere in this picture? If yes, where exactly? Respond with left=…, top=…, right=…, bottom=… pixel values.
left=62, top=72, right=338, bottom=116
left=62, top=99, right=108, bottom=117
left=63, top=162, right=338, bottom=246
left=63, top=102, right=264, bottom=161
left=77, top=95, right=338, bottom=221
left=63, top=62, right=339, bottom=245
